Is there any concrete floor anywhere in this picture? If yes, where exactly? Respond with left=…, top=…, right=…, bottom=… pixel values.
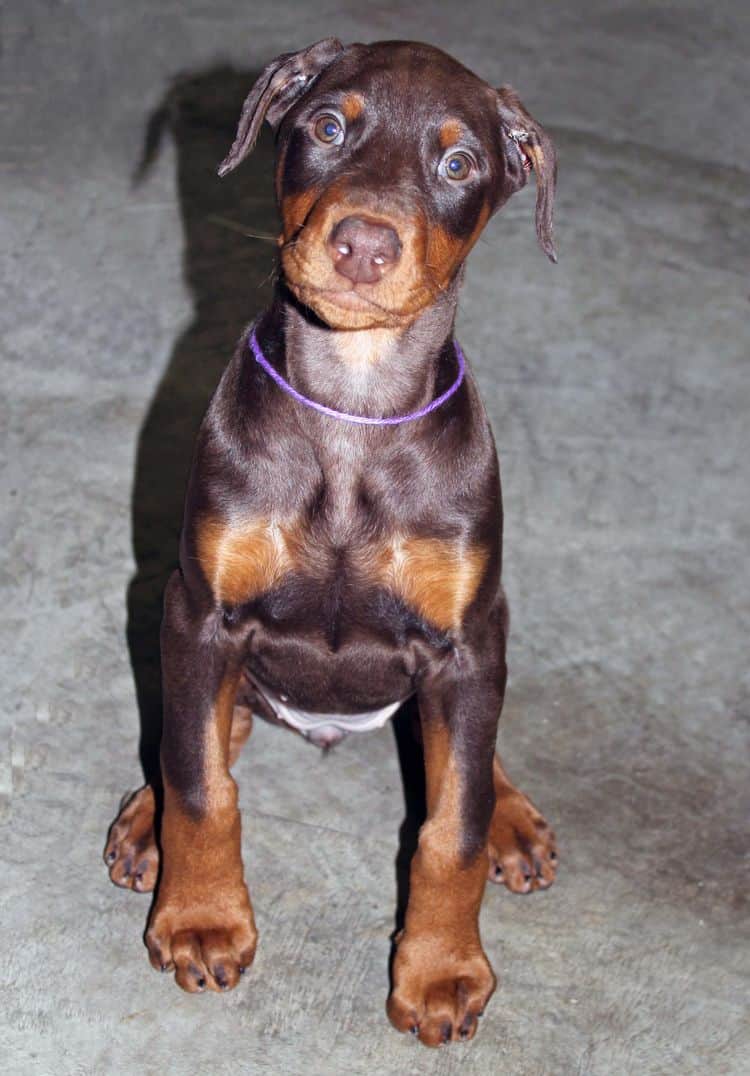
left=2, top=2, right=749, bottom=1073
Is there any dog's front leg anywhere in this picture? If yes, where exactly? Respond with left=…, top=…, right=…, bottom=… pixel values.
left=145, top=569, right=257, bottom=992
left=388, top=641, right=503, bottom=1046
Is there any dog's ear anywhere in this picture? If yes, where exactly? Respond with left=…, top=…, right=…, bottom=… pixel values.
left=218, top=37, right=344, bottom=177
left=496, top=85, right=557, bottom=263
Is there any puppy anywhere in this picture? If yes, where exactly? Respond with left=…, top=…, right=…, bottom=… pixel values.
left=105, top=38, right=558, bottom=1047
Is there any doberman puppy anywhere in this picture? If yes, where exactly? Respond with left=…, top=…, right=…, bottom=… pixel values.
left=105, top=38, right=558, bottom=1046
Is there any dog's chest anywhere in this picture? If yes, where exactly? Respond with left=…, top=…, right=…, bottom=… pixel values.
left=198, top=506, right=487, bottom=643
left=196, top=434, right=488, bottom=644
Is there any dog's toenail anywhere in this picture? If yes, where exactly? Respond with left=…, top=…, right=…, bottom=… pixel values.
left=410, top=1024, right=419, bottom=1036
left=160, top=963, right=169, bottom=972
left=550, top=850, right=557, bottom=860
left=238, top=966, right=246, bottom=975
left=196, top=977, right=206, bottom=989
left=441, top=1021, right=452, bottom=1043
left=106, top=850, right=116, bottom=863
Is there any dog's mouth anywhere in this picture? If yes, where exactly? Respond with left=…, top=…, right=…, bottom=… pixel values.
left=288, top=278, right=431, bottom=330
left=296, top=281, right=392, bottom=314
left=282, top=253, right=434, bottom=330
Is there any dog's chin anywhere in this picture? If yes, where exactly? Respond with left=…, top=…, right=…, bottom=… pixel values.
left=287, top=279, right=425, bottom=332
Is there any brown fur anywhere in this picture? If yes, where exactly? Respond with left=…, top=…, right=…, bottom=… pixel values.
left=105, top=37, right=559, bottom=1047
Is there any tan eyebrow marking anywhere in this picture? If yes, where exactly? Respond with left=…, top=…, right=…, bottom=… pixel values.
left=439, top=118, right=464, bottom=149
left=341, top=92, right=365, bottom=122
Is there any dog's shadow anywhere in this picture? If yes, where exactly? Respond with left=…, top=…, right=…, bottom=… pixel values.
left=125, top=65, right=425, bottom=946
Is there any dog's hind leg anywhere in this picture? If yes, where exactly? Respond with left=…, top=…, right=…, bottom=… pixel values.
left=104, top=700, right=253, bottom=894
left=104, top=784, right=160, bottom=892
left=486, top=755, right=558, bottom=893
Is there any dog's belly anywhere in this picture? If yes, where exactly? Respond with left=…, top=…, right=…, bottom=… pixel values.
left=231, top=566, right=454, bottom=746
left=241, top=628, right=418, bottom=747
left=236, top=588, right=448, bottom=746
left=246, top=671, right=408, bottom=748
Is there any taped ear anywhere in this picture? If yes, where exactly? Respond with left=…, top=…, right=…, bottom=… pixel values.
left=218, top=37, right=344, bottom=177
left=496, top=85, right=558, bottom=262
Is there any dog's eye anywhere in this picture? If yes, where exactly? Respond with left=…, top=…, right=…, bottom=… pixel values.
left=313, top=114, right=345, bottom=146
left=440, top=151, right=475, bottom=182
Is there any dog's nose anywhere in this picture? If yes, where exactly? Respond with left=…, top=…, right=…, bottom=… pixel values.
left=327, top=216, right=401, bottom=284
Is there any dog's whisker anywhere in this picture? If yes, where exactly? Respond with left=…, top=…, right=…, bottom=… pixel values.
left=207, top=214, right=278, bottom=242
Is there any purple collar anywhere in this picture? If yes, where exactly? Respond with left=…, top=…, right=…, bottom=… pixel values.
left=248, top=327, right=465, bottom=426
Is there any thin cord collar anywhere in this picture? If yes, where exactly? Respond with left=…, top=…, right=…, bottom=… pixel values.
left=248, top=327, right=465, bottom=426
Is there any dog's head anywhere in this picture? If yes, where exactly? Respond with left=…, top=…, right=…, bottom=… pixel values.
left=219, top=39, right=557, bottom=330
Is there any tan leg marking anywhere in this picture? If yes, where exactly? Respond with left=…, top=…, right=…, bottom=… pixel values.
left=388, top=721, right=496, bottom=1046
left=145, top=673, right=257, bottom=991
left=227, top=704, right=253, bottom=766
left=487, top=755, right=558, bottom=893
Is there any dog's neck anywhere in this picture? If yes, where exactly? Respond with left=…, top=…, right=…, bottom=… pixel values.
left=274, top=276, right=463, bottom=419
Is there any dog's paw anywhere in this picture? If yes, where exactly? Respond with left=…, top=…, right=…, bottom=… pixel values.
left=487, top=786, right=557, bottom=893
left=104, top=785, right=159, bottom=893
left=387, top=935, right=496, bottom=1046
left=146, top=893, right=257, bottom=993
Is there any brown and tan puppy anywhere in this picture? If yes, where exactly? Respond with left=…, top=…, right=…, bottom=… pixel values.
left=105, top=38, right=558, bottom=1047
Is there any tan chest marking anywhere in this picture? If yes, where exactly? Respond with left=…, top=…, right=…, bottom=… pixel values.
left=197, top=517, right=301, bottom=606
left=375, top=536, right=488, bottom=632
left=198, top=518, right=487, bottom=629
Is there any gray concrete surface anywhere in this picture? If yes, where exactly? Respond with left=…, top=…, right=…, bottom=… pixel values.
left=1, top=2, right=749, bottom=1073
